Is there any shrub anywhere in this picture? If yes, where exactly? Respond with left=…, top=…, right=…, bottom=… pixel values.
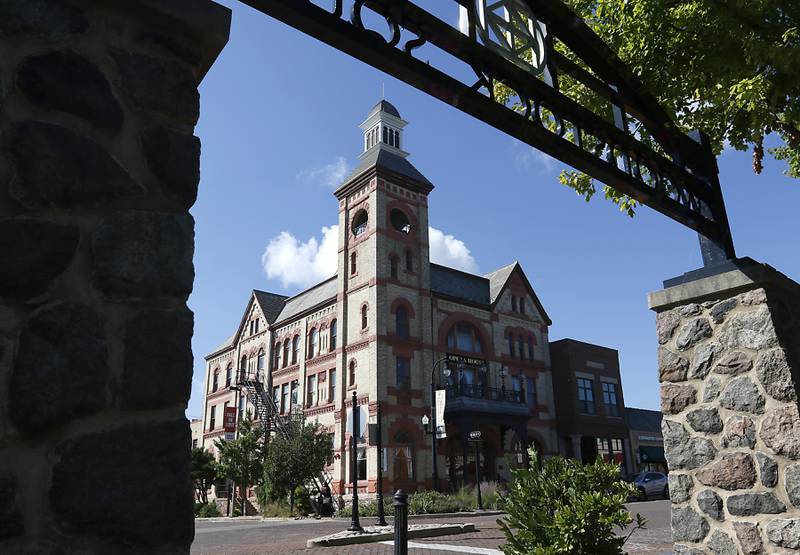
left=195, top=502, right=221, bottom=518
left=293, top=485, right=312, bottom=515
left=499, top=450, right=645, bottom=555
left=337, top=497, right=394, bottom=518
left=260, top=501, right=294, bottom=518
left=409, top=490, right=467, bottom=514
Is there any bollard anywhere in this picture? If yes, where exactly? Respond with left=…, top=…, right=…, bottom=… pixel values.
left=393, top=489, right=408, bottom=555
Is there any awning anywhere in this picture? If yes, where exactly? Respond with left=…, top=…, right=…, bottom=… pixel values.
left=639, top=445, right=665, bottom=463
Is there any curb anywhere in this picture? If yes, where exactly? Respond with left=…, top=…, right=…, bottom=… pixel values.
left=307, top=523, right=476, bottom=548
left=409, top=510, right=504, bottom=520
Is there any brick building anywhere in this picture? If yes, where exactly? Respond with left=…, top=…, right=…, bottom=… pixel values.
left=200, top=101, right=649, bottom=497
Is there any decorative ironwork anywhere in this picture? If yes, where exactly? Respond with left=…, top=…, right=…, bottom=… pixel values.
left=241, top=0, right=736, bottom=264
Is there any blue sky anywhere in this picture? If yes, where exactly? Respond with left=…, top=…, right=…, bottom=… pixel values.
left=187, top=0, right=800, bottom=418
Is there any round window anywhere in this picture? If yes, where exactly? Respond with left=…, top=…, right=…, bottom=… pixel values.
left=352, top=209, right=368, bottom=236
left=390, top=208, right=412, bottom=234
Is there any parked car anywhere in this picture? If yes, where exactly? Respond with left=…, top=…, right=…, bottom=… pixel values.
left=630, top=471, right=669, bottom=500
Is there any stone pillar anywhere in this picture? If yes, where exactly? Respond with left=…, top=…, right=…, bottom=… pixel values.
left=650, top=259, right=800, bottom=554
left=0, top=1, right=229, bottom=552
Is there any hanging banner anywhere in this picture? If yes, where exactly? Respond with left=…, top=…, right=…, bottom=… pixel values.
left=223, top=406, right=237, bottom=432
left=435, top=389, right=447, bottom=439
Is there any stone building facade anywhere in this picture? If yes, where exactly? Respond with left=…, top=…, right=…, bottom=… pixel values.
left=201, top=101, right=559, bottom=497
left=651, top=261, right=800, bottom=553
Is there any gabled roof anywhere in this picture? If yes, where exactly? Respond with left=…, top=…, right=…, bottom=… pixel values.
left=430, top=263, right=490, bottom=306
left=206, top=332, right=236, bottom=359
left=626, top=408, right=663, bottom=434
left=484, top=261, right=552, bottom=325
left=273, top=276, right=338, bottom=325
left=253, top=290, right=288, bottom=323
left=342, top=146, right=432, bottom=189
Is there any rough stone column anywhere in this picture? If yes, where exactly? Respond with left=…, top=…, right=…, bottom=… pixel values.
left=650, top=259, right=800, bottom=554
left=0, top=0, right=229, bottom=552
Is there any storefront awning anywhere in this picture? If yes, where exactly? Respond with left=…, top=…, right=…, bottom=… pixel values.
left=639, top=445, right=665, bottom=463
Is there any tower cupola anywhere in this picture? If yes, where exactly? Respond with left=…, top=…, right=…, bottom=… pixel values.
left=360, top=99, right=409, bottom=158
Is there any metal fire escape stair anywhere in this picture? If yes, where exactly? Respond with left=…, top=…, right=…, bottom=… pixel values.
left=237, top=372, right=333, bottom=496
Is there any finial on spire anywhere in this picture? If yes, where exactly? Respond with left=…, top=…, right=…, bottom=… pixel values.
left=381, top=82, right=385, bottom=100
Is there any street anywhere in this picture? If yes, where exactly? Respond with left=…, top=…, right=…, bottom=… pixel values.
left=192, top=500, right=672, bottom=554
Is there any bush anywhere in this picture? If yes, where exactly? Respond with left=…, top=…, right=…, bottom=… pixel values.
left=260, top=501, right=294, bottom=518
left=499, top=450, right=645, bottom=555
left=337, top=497, right=394, bottom=518
left=293, top=485, right=312, bottom=515
left=194, top=502, right=221, bottom=518
left=410, top=490, right=467, bottom=514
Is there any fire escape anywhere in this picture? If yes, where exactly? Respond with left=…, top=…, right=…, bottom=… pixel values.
left=236, top=370, right=332, bottom=494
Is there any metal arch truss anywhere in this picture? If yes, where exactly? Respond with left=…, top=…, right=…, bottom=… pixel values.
left=242, top=0, right=736, bottom=264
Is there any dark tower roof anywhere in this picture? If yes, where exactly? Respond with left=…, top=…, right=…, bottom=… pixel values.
left=368, top=99, right=401, bottom=119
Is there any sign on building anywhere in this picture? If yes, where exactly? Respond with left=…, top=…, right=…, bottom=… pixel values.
left=435, top=389, right=447, bottom=439
left=223, top=406, right=236, bottom=440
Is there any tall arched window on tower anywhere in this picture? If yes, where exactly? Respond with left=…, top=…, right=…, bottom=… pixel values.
left=349, top=360, right=356, bottom=386
left=396, top=306, right=409, bottom=339
left=283, top=341, right=289, bottom=367
left=390, top=255, right=398, bottom=278
left=330, top=319, right=337, bottom=351
left=212, top=368, right=219, bottom=392
left=225, top=364, right=232, bottom=387
left=446, top=322, right=484, bottom=354
left=382, top=126, right=388, bottom=143
left=350, top=252, right=357, bottom=275
left=308, top=328, right=318, bottom=358
left=274, top=342, right=282, bottom=369
left=405, top=250, right=413, bottom=272
left=361, top=305, right=368, bottom=329
left=292, top=335, right=300, bottom=364
left=240, top=355, right=247, bottom=382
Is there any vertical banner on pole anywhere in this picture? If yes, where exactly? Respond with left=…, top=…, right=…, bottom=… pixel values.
left=435, top=389, right=447, bottom=439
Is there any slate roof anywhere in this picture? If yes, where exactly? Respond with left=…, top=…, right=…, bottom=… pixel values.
left=344, top=146, right=432, bottom=187
left=484, top=262, right=517, bottom=304
left=253, top=290, right=288, bottom=323
left=273, top=276, right=338, bottom=324
left=430, top=264, right=491, bottom=305
left=208, top=332, right=236, bottom=358
left=626, top=408, right=663, bottom=434
left=369, top=99, right=401, bottom=119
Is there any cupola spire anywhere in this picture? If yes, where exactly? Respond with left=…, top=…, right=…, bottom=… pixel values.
left=360, top=99, right=409, bottom=158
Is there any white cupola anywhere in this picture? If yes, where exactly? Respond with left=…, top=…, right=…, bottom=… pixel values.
left=359, top=99, right=409, bottom=158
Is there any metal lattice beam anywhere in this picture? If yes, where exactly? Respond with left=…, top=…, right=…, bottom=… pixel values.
left=241, top=0, right=736, bottom=263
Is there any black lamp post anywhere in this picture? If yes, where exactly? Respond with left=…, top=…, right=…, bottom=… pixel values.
left=423, top=357, right=450, bottom=492
left=348, top=390, right=363, bottom=532
left=469, top=430, right=484, bottom=511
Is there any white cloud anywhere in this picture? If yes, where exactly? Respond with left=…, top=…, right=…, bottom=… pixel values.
left=512, top=139, right=556, bottom=173
left=296, top=157, right=351, bottom=188
left=262, top=224, right=478, bottom=289
left=261, top=225, right=339, bottom=289
left=428, top=227, right=478, bottom=273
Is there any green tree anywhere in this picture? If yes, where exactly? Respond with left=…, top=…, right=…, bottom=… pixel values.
left=190, top=447, right=218, bottom=504
left=261, top=413, right=333, bottom=514
left=497, top=1, right=800, bottom=214
left=499, top=450, right=645, bottom=555
left=214, top=413, right=264, bottom=516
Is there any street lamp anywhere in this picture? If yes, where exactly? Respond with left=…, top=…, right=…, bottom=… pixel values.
left=468, top=430, right=484, bottom=511
left=424, top=357, right=451, bottom=492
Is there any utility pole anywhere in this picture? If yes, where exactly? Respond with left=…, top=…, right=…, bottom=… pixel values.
left=375, top=400, right=387, bottom=526
left=348, top=390, right=363, bottom=532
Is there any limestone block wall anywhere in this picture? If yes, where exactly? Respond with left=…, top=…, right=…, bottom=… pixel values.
left=0, top=0, right=228, bottom=552
left=652, top=263, right=800, bottom=554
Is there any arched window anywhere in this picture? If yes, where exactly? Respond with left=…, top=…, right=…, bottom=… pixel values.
left=212, top=368, right=219, bottom=392
left=225, top=364, right=232, bottom=387
left=396, top=306, right=409, bottom=339
left=330, top=319, right=337, bottom=351
left=361, top=305, right=368, bottom=329
left=382, top=125, right=388, bottom=143
left=390, top=255, right=398, bottom=278
left=283, top=341, right=289, bottom=367
left=240, top=355, right=247, bottom=381
left=350, top=252, right=357, bottom=275
left=393, top=431, right=414, bottom=481
left=275, top=341, right=282, bottom=369
left=528, top=337, right=534, bottom=361
left=349, top=360, right=356, bottom=386
left=257, top=348, right=265, bottom=373
left=405, top=250, right=413, bottom=272
left=446, top=322, right=484, bottom=354
left=292, top=335, right=300, bottom=364
left=508, top=334, right=515, bottom=358
left=308, top=328, right=318, bottom=358
left=518, top=335, right=525, bottom=360
left=352, top=210, right=368, bottom=237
